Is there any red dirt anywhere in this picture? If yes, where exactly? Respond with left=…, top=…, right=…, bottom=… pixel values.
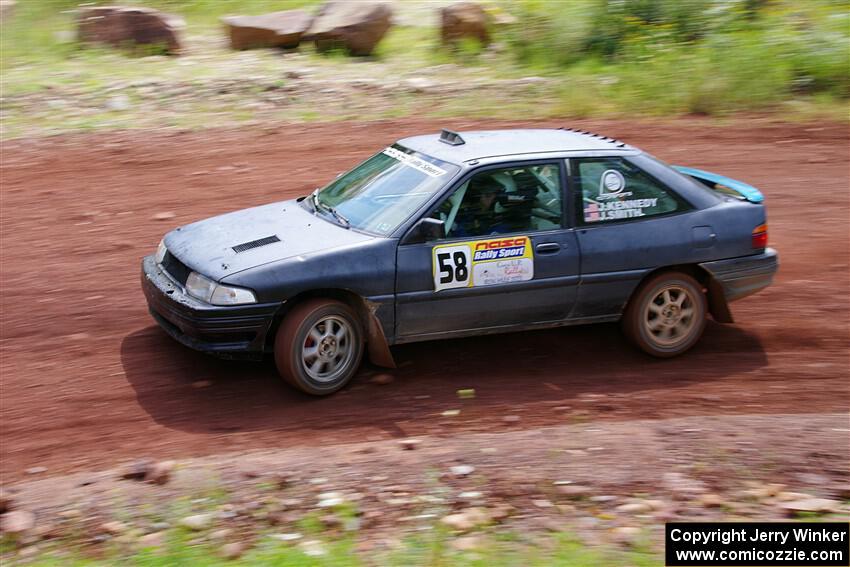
left=1, top=118, right=848, bottom=482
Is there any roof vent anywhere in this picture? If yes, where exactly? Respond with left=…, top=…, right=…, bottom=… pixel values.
left=232, top=235, right=280, bottom=254
left=439, top=129, right=465, bottom=146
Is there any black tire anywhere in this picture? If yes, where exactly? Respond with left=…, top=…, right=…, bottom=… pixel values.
left=274, top=299, right=364, bottom=395
left=622, top=271, right=707, bottom=358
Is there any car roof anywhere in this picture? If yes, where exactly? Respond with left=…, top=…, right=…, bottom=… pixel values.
left=397, top=128, right=633, bottom=164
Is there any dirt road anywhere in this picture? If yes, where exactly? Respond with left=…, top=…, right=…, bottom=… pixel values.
left=1, top=119, right=848, bottom=482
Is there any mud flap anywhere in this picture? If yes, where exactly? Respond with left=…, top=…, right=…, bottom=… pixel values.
left=707, top=277, right=734, bottom=324
left=366, top=312, right=396, bottom=369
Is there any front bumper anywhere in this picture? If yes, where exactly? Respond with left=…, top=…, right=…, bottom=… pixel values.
left=141, top=255, right=281, bottom=358
left=699, top=247, right=779, bottom=302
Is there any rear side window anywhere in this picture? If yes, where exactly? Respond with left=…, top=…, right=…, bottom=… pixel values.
left=572, top=157, right=687, bottom=225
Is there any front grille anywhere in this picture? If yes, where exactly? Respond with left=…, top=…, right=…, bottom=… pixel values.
left=161, top=250, right=191, bottom=285
left=232, top=235, right=280, bottom=254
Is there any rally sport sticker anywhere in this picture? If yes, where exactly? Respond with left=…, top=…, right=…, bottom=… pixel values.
left=432, top=236, right=534, bottom=292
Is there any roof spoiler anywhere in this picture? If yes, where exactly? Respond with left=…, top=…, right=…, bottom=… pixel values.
left=672, top=165, right=764, bottom=204
left=439, top=129, right=465, bottom=146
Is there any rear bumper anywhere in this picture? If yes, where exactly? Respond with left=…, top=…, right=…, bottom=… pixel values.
left=141, top=255, right=280, bottom=358
left=699, top=247, right=778, bottom=302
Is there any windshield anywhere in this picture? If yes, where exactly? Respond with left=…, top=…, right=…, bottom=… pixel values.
left=313, top=144, right=459, bottom=235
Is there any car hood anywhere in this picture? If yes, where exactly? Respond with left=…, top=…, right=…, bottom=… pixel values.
left=163, top=200, right=374, bottom=281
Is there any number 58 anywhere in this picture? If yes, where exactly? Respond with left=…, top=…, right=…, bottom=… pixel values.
left=434, top=245, right=471, bottom=291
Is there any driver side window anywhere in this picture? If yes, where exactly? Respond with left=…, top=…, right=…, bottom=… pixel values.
left=431, top=164, right=562, bottom=239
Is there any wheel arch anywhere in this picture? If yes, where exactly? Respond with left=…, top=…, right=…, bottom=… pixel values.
left=630, top=264, right=733, bottom=324
left=265, top=288, right=396, bottom=368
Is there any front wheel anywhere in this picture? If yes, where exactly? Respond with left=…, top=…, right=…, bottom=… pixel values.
left=622, top=272, right=707, bottom=358
left=274, top=299, right=364, bottom=395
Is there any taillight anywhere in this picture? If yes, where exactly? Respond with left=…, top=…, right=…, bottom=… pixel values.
left=752, top=223, right=768, bottom=249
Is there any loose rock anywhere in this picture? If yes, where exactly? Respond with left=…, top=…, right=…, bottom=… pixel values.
left=404, top=77, right=437, bottom=93
left=440, top=507, right=490, bottom=531
left=100, top=521, right=128, bottom=536
left=450, top=464, right=475, bottom=477
left=556, top=484, right=592, bottom=498
left=145, top=460, right=175, bottom=485
left=299, top=539, right=327, bottom=556
left=120, top=459, right=152, bottom=480
left=209, top=528, right=233, bottom=540
left=663, top=472, right=707, bottom=498
left=179, top=513, right=214, bottom=531
left=106, top=95, right=131, bottom=111
left=612, top=526, right=642, bottom=546
left=221, top=542, right=245, bottom=560
left=780, top=498, right=839, bottom=516
left=1, top=510, right=35, bottom=535
left=451, top=534, right=486, bottom=551
left=270, top=532, right=302, bottom=542
left=699, top=493, right=725, bottom=508
left=615, top=501, right=653, bottom=514
left=137, top=531, right=165, bottom=549
left=398, top=438, right=421, bottom=450
left=370, top=373, right=394, bottom=385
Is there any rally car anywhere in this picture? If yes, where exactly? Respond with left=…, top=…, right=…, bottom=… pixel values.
left=142, top=128, right=778, bottom=395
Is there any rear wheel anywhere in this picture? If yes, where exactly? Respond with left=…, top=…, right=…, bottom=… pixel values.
left=274, top=299, right=364, bottom=395
left=623, top=272, right=707, bottom=358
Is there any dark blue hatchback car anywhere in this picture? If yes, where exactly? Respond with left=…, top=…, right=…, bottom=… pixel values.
left=142, top=128, right=778, bottom=395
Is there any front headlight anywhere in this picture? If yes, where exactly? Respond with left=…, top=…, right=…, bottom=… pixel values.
left=155, top=240, right=168, bottom=264
left=185, top=271, right=257, bottom=306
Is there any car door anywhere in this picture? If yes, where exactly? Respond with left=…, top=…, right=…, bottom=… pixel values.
left=569, top=156, right=697, bottom=318
left=395, top=160, right=580, bottom=340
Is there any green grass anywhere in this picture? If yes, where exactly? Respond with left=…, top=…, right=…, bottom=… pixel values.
left=1, top=0, right=848, bottom=139
left=10, top=529, right=660, bottom=566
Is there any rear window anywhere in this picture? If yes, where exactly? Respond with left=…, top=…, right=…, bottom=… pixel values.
left=572, top=157, right=688, bottom=225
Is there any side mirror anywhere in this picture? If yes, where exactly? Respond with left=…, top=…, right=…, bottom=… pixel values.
left=404, top=217, right=445, bottom=244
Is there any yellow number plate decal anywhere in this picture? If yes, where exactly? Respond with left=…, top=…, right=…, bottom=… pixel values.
left=432, top=236, right=534, bottom=291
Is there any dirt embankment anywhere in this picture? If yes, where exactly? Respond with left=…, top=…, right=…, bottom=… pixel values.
left=0, top=118, right=848, bottom=483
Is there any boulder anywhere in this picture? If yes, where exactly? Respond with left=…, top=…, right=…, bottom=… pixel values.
left=305, top=1, right=393, bottom=56
left=221, top=10, right=312, bottom=50
left=77, top=6, right=184, bottom=55
left=440, top=2, right=490, bottom=48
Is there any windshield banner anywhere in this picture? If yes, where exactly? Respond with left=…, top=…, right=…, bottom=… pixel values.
left=383, top=147, right=448, bottom=177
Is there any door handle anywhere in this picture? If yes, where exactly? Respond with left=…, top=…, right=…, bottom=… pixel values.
left=535, top=243, right=561, bottom=254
